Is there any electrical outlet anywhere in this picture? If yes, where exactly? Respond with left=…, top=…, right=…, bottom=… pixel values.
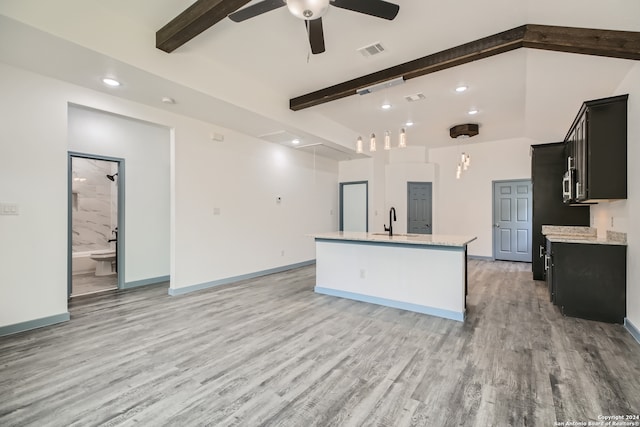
left=611, top=216, right=614, bottom=227
left=360, top=269, right=365, bottom=279
left=281, top=250, right=285, bottom=256
left=213, top=207, right=221, bottom=215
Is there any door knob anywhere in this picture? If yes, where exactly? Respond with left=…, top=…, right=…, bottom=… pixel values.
left=494, top=224, right=500, bottom=228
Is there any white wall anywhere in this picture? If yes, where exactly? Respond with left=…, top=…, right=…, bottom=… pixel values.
left=385, top=162, right=436, bottom=234
left=428, top=137, right=535, bottom=257
left=589, top=63, right=640, bottom=328
left=171, top=122, right=338, bottom=289
left=338, top=157, right=375, bottom=231
left=68, top=105, right=171, bottom=283
left=339, top=139, right=533, bottom=257
left=0, top=62, right=339, bottom=328
left=0, top=63, right=68, bottom=327
left=339, top=149, right=435, bottom=234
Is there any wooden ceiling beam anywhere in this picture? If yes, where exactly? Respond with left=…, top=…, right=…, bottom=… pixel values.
left=156, top=0, right=251, bottom=53
left=523, top=25, right=640, bottom=60
left=290, top=25, right=640, bottom=111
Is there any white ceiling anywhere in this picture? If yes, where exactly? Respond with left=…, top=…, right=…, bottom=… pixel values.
left=0, top=0, right=638, bottom=157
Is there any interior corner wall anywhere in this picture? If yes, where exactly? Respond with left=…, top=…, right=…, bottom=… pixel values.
left=0, top=61, right=339, bottom=329
left=67, top=105, right=170, bottom=283
left=589, top=63, right=639, bottom=328
left=428, top=137, right=536, bottom=257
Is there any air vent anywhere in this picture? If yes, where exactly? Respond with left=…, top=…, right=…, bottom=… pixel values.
left=404, top=93, right=426, bottom=102
left=258, top=130, right=300, bottom=144
left=357, top=42, right=385, bottom=57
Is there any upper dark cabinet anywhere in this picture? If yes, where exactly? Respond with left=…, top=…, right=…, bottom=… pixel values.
left=565, top=94, right=628, bottom=203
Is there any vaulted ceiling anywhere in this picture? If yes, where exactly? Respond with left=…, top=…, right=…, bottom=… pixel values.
left=1, top=0, right=639, bottom=158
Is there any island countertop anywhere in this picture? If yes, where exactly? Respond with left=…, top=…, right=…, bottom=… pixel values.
left=312, top=231, right=477, bottom=247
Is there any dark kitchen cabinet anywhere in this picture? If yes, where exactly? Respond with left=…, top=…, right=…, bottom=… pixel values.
left=531, top=143, right=589, bottom=280
left=565, top=94, right=628, bottom=203
left=546, top=239, right=626, bottom=323
left=545, top=238, right=554, bottom=302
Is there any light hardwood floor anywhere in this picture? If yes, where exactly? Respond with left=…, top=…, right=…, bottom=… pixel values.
left=1, top=260, right=639, bottom=426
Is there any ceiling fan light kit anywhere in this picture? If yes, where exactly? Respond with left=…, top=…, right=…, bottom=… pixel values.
left=227, top=0, right=400, bottom=55
left=287, top=0, right=330, bottom=19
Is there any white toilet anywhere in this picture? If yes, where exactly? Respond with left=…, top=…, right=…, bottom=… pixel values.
left=90, top=249, right=116, bottom=276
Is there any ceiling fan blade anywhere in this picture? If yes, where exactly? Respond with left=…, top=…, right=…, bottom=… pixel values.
left=306, top=18, right=326, bottom=54
left=331, top=0, right=399, bottom=20
left=228, top=0, right=286, bottom=22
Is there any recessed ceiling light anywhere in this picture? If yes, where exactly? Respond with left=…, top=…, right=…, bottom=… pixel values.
left=456, top=85, right=468, bottom=93
left=405, top=120, right=414, bottom=127
left=292, top=139, right=300, bottom=145
left=468, top=109, right=479, bottom=115
left=102, top=77, right=120, bottom=87
left=381, top=103, right=392, bottom=110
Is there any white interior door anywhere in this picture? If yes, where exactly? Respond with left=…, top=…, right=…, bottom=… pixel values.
left=341, top=182, right=368, bottom=232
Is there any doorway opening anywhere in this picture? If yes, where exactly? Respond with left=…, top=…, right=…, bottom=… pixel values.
left=68, top=153, right=125, bottom=297
left=340, top=181, right=368, bottom=232
left=492, top=179, right=532, bottom=262
left=407, top=182, right=432, bottom=234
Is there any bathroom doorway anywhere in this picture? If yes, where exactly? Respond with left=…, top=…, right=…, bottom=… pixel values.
left=340, top=181, right=368, bottom=232
left=68, top=153, right=125, bottom=297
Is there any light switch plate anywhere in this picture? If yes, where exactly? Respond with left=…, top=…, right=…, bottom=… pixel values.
left=0, top=203, right=19, bottom=215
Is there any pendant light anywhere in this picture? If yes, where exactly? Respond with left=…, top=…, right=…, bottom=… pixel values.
left=450, top=124, right=479, bottom=179
left=354, top=129, right=407, bottom=153
left=398, top=128, right=407, bottom=148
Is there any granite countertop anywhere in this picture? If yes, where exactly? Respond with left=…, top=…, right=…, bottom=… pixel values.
left=542, top=226, right=627, bottom=246
left=541, top=225, right=597, bottom=237
left=312, top=231, right=477, bottom=247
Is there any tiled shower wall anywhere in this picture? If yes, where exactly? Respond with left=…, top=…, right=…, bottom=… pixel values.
left=72, top=158, right=118, bottom=252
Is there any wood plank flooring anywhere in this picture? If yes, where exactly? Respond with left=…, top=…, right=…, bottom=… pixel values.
left=1, top=260, right=639, bottom=426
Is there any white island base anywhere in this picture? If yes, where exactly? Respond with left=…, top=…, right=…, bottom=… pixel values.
left=314, top=232, right=477, bottom=322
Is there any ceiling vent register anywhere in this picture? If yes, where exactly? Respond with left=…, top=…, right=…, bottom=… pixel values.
left=357, top=42, right=386, bottom=57
left=405, top=93, right=426, bottom=102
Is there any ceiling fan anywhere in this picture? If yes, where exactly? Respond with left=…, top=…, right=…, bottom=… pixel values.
left=228, top=0, right=400, bottom=54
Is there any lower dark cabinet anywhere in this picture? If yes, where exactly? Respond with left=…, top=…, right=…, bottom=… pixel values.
left=547, top=239, right=626, bottom=323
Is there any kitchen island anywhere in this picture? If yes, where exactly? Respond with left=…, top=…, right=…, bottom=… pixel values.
left=312, top=232, right=477, bottom=321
